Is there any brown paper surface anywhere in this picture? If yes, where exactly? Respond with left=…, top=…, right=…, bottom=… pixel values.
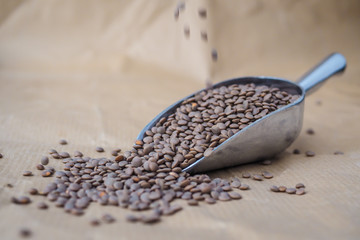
left=0, top=0, right=360, bottom=239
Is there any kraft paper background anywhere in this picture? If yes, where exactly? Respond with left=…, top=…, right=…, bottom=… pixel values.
left=0, top=1, right=359, bottom=239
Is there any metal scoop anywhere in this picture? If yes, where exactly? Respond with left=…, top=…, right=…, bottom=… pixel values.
left=137, top=53, right=346, bottom=173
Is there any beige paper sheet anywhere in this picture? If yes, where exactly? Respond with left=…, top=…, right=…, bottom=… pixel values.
left=0, top=0, right=360, bottom=239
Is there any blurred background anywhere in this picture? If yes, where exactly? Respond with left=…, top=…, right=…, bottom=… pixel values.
left=0, top=0, right=359, bottom=145
left=0, top=1, right=359, bottom=239
left=1, top=0, right=359, bottom=79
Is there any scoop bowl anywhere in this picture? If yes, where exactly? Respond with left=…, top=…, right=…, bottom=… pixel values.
left=137, top=53, right=346, bottom=173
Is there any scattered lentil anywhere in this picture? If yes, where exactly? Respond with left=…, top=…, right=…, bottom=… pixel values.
left=29, top=188, right=38, bottom=195
left=41, top=156, right=49, bottom=165
left=293, top=149, right=301, bottom=154
left=23, top=171, right=33, bottom=177
left=252, top=174, right=263, bottom=181
left=12, top=196, right=31, bottom=205
left=90, top=218, right=101, bottom=226
left=228, top=192, right=242, bottom=199
left=286, top=188, right=296, bottom=194
left=126, top=215, right=140, bottom=222
left=211, top=48, right=218, bottom=61
left=74, top=151, right=83, bottom=157
left=187, top=199, right=199, bottom=206
left=262, top=171, right=273, bottom=179
left=37, top=202, right=48, bottom=209
left=296, top=188, right=306, bottom=195
left=184, top=25, right=190, bottom=38
left=239, top=184, right=250, bottom=190
left=41, top=170, right=53, bottom=177
left=198, top=8, right=207, bottom=18
left=102, top=214, right=115, bottom=223
left=141, top=213, right=161, bottom=224
left=305, top=151, right=315, bottom=157
left=306, top=128, right=315, bottom=135
left=19, top=228, right=32, bottom=238
left=36, top=164, right=45, bottom=170
left=201, top=31, right=208, bottom=42
left=96, top=147, right=104, bottom=153
left=242, top=173, right=251, bottom=178
left=270, top=185, right=279, bottom=192
left=218, top=192, right=231, bottom=201
left=59, top=152, right=70, bottom=158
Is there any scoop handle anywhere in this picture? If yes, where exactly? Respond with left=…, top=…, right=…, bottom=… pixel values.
left=297, top=53, right=346, bottom=95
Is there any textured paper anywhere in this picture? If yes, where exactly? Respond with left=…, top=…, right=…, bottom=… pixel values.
left=0, top=0, right=359, bottom=239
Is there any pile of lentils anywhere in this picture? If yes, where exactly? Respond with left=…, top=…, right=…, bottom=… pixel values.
left=18, top=83, right=300, bottom=225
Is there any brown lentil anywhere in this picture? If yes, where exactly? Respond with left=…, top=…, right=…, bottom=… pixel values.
left=126, top=215, right=140, bottom=222
left=198, top=8, right=207, bottom=18
left=96, top=147, right=104, bottom=152
left=90, top=218, right=101, bottom=226
left=187, top=199, right=198, bottom=206
left=270, top=185, right=279, bottom=192
left=293, top=149, right=301, bottom=154
left=41, top=170, right=53, bottom=177
left=218, top=192, right=231, bottom=201
left=102, top=214, right=115, bottom=223
left=59, top=152, right=70, bottom=158
left=37, top=202, right=48, bottom=209
left=12, top=196, right=31, bottom=204
left=228, top=192, right=242, bottom=199
left=19, top=228, right=32, bottom=238
left=74, top=151, right=83, bottom=157
left=286, top=188, right=296, bottom=194
left=211, top=48, right=218, bottom=61
left=29, top=188, right=38, bottom=195
left=49, top=149, right=57, bottom=154
left=242, top=173, right=251, bottom=178
left=41, top=156, right=49, bottom=165
left=305, top=151, right=315, bottom=157
left=306, top=128, right=315, bottom=135
left=36, top=164, right=45, bottom=170
left=239, top=184, right=250, bottom=190
left=205, top=197, right=216, bottom=204
left=262, top=171, right=273, bottom=179
left=184, top=25, right=190, bottom=38
left=141, top=213, right=161, bottom=224
left=296, top=188, right=306, bottom=195
left=201, top=31, right=208, bottom=42
left=252, top=174, right=263, bottom=181
left=23, top=171, right=33, bottom=177
left=174, top=8, right=179, bottom=20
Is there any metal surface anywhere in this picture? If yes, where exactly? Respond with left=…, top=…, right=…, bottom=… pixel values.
left=137, top=53, right=347, bottom=173
left=297, top=53, right=347, bottom=95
